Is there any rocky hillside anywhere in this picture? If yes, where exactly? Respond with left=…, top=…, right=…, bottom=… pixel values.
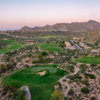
left=20, top=20, right=100, bottom=32
left=82, top=28, right=100, bottom=43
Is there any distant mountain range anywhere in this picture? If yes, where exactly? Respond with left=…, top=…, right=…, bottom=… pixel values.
left=20, top=20, right=100, bottom=32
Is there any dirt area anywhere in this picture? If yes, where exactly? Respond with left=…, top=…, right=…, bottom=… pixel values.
left=37, top=70, right=46, bottom=76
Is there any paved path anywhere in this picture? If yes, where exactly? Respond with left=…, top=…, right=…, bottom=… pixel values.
left=20, top=86, right=31, bottom=100
left=58, top=66, right=80, bottom=96
left=71, top=40, right=82, bottom=50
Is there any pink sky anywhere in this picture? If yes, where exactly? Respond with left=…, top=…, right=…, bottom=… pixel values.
left=0, top=0, right=100, bottom=30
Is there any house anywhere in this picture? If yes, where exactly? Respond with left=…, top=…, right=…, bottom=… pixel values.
left=79, top=42, right=85, bottom=47
left=91, top=49, right=100, bottom=55
left=65, top=42, right=75, bottom=50
left=24, top=40, right=34, bottom=43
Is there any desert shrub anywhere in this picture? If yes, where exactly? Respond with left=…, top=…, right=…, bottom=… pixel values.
left=81, top=87, right=89, bottom=94
left=68, top=88, right=74, bottom=95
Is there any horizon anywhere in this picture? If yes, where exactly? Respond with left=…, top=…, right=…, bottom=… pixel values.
left=0, top=0, right=100, bottom=30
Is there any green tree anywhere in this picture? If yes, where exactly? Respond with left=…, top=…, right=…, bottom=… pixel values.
left=68, top=88, right=74, bottom=95
left=81, top=87, right=89, bottom=94
left=51, top=91, right=64, bottom=100
left=59, top=41, right=66, bottom=48
left=64, top=96, right=72, bottom=100
left=91, top=96, right=96, bottom=100
left=41, top=51, right=48, bottom=56
left=14, top=90, right=26, bottom=100
left=82, top=79, right=89, bottom=85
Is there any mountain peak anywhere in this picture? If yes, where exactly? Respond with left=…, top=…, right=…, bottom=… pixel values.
left=88, top=20, right=99, bottom=23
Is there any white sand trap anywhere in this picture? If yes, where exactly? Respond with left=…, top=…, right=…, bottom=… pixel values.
left=38, top=70, right=46, bottom=76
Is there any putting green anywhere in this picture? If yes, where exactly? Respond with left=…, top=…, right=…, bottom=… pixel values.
left=31, top=66, right=57, bottom=73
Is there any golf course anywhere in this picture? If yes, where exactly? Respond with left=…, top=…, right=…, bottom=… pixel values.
left=2, top=65, right=68, bottom=100
left=0, top=40, right=22, bottom=54
left=75, top=56, right=100, bottom=64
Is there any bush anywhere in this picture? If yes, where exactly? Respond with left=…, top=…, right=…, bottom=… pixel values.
left=68, top=88, right=74, bottom=95
left=64, top=96, right=72, bottom=100
left=91, top=64, right=97, bottom=67
left=81, top=87, right=89, bottom=94
left=41, top=51, right=48, bottom=56
left=13, top=90, right=26, bottom=100
left=85, top=73, right=96, bottom=79
left=91, top=96, right=96, bottom=100
left=51, top=90, right=64, bottom=100
left=82, top=79, right=89, bottom=85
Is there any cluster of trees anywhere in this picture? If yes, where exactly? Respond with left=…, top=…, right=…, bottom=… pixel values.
left=84, top=73, right=96, bottom=79
left=80, top=64, right=87, bottom=73
left=81, top=79, right=89, bottom=85
left=2, top=85, right=26, bottom=100
left=51, top=91, right=64, bottom=100
left=51, top=90, right=73, bottom=100
left=69, top=74, right=82, bottom=82
left=0, top=63, right=14, bottom=73
left=0, top=40, right=9, bottom=49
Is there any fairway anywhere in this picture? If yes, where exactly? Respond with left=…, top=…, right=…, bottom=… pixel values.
left=40, top=43, right=61, bottom=53
left=2, top=65, right=68, bottom=100
left=37, top=35, right=59, bottom=39
left=75, top=56, right=100, bottom=64
left=0, top=40, right=22, bottom=54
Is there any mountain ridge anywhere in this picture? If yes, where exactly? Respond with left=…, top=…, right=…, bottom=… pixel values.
left=20, top=20, right=100, bottom=32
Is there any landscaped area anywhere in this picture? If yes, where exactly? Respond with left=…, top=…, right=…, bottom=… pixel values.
left=37, top=35, right=58, bottom=39
left=40, top=43, right=61, bottom=53
left=2, top=65, right=68, bottom=100
left=75, top=56, right=100, bottom=64
left=0, top=40, right=22, bottom=54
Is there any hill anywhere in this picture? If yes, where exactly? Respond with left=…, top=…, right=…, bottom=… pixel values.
left=82, top=28, right=100, bottom=43
left=20, top=20, right=100, bottom=32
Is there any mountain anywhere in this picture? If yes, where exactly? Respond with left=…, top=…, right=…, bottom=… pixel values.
left=20, top=26, right=33, bottom=31
left=20, top=20, right=100, bottom=32
left=82, top=28, right=100, bottom=42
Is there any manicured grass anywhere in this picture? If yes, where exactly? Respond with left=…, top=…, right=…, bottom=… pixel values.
left=37, top=35, right=58, bottom=39
left=75, top=56, right=100, bottom=64
left=2, top=65, right=68, bottom=100
left=40, top=43, right=61, bottom=53
left=31, top=66, right=57, bottom=73
left=0, top=40, right=22, bottom=54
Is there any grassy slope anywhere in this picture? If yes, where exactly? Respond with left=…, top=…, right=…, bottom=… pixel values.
left=2, top=65, right=68, bottom=100
left=75, top=56, right=100, bottom=64
left=0, top=40, right=22, bottom=54
left=37, top=35, right=59, bottom=39
left=40, top=43, right=61, bottom=53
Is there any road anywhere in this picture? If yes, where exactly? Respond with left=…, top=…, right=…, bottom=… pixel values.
left=71, top=40, right=82, bottom=50
left=58, top=66, right=80, bottom=96
left=20, top=86, right=31, bottom=100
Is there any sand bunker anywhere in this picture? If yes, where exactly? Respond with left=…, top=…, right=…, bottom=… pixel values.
left=38, top=70, right=46, bottom=76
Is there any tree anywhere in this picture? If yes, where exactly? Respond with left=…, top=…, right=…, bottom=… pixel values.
left=64, top=96, right=72, bottom=100
left=14, top=90, right=26, bottom=100
left=81, top=87, right=89, bottom=94
left=82, top=79, right=89, bottom=85
left=85, top=73, right=96, bottom=79
left=68, top=88, right=74, bottom=95
left=51, top=90, right=64, bottom=100
left=91, top=96, right=96, bottom=100
left=41, top=51, right=48, bottom=56
left=59, top=41, right=66, bottom=48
